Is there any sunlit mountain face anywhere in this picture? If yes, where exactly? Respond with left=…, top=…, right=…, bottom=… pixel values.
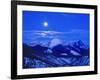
left=22, top=11, right=90, bottom=68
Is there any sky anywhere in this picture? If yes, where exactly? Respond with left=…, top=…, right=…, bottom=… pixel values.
left=22, top=11, right=90, bottom=45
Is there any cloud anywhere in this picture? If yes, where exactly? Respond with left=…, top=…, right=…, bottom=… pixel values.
left=23, top=29, right=89, bottom=37
left=34, top=31, right=62, bottom=35
left=62, top=29, right=89, bottom=34
left=24, top=30, right=62, bottom=37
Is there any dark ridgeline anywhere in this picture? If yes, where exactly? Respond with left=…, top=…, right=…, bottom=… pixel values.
left=23, top=44, right=48, bottom=57
left=52, top=44, right=71, bottom=56
left=23, top=40, right=90, bottom=69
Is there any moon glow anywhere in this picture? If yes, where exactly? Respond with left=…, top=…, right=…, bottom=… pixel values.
left=44, top=22, right=48, bottom=27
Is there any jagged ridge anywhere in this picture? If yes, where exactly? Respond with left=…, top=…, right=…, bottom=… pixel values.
left=23, top=39, right=90, bottom=68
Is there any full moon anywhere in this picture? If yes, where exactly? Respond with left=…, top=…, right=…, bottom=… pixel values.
left=44, top=22, right=48, bottom=27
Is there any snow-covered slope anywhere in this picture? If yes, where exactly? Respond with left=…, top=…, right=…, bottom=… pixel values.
left=49, top=38, right=62, bottom=48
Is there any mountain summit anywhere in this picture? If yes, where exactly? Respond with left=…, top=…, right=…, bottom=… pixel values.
left=49, top=38, right=62, bottom=48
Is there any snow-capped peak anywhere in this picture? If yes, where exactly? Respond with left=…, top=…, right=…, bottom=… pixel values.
left=49, top=38, right=62, bottom=48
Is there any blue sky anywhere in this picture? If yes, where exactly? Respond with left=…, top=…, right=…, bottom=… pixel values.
left=23, top=11, right=90, bottom=45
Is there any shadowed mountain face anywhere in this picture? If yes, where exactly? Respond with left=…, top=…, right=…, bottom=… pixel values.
left=23, top=44, right=48, bottom=58
left=52, top=44, right=71, bottom=56
left=23, top=40, right=90, bottom=69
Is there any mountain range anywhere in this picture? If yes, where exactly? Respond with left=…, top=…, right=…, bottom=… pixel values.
left=23, top=39, right=90, bottom=68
